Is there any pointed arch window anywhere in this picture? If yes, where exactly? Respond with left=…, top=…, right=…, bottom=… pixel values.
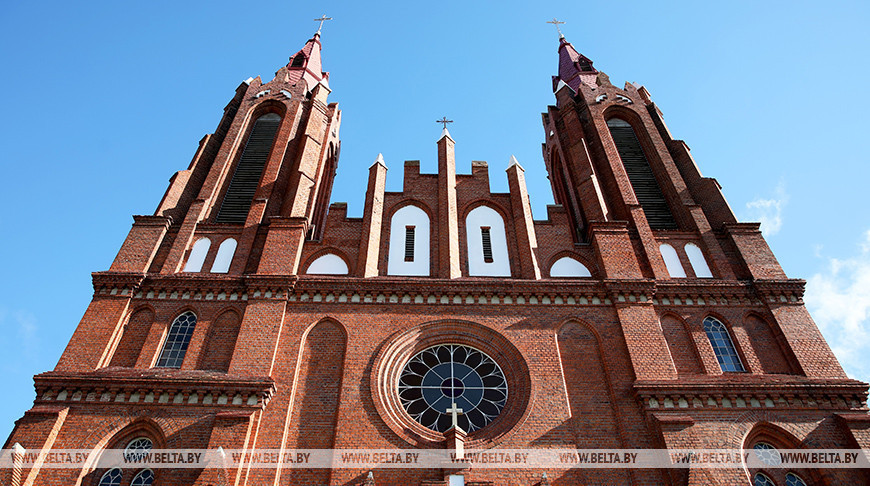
left=703, top=317, right=744, bottom=372
left=753, top=473, right=775, bottom=486
left=388, top=205, right=430, bottom=276
left=216, top=113, right=282, bottom=223
left=183, top=238, right=210, bottom=272
left=155, top=311, right=197, bottom=368
left=685, top=243, right=713, bottom=278
left=98, top=469, right=123, bottom=486
left=210, top=238, right=237, bottom=273
left=130, top=469, right=154, bottom=486
left=785, top=473, right=808, bottom=486
left=606, top=118, right=677, bottom=229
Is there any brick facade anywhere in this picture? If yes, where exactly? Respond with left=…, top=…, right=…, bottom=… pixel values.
left=3, top=31, right=869, bottom=485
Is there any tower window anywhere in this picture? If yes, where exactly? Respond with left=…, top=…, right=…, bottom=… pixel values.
left=155, top=311, right=197, bottom=368
left=703, top=317, right=745, bottom=372
left=481, top=227, right=493, bottom=263
left=291, top=55, right=305, bottom=67
left=606, top=118, right=677, bottom=229
left=216, top=113, right=282, bottom=223
left=405, top=226, right=415, bottom=261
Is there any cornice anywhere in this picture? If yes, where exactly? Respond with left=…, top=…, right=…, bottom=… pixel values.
left=33, top=370, right=275, bottom=410
left=634, top=376, right=869, bottom=412
left=90, top=272, right=806, bottom=309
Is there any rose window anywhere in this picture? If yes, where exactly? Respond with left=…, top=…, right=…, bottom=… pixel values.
left=398, top=344, right=508, bottom=433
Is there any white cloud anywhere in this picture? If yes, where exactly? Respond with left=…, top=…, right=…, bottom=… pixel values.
left=745, top=181, right=788, bottom=237
left=0, top=307, right=39, bottom=369
left=805, top=229, right=870, bottom=384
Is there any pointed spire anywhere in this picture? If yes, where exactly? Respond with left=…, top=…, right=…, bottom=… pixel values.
left=436, top=117, right=454, bottom=141
left=371, top=153, right=387, bottom=168
left=553, top=36, right=598, bottom=92
left=282, top=33, right=328, bottom=91
left=508, top=155, right=524, bottom=170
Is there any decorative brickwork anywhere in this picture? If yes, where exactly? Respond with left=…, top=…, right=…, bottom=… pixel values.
left=3, top=31, right=869, bottom=486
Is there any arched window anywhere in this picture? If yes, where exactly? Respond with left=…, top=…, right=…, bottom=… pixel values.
left=549, top=257, right=592, bottom=278
left=659, top=243, right=686, bottom=278
left=123, top=437, right=153, bottom=461
left=210, top=238, right=237, bottom=273
left=183, top=238, right=210, bottom=272
left=785, top=472, right=808, bottom=486
left=685, top=243, right=713, bottom=278
left=388, top=205, right=430, bottom=276
left=606, top=118, right=677, bottom=229
left=155, top=311, right=197, bottom=368
left=703, top=317, right=744, bottom=372
left=753, top=472, right=776, bottom=486
left=306, top=253, right=349, bottom=275
left=466, top=206, right=510, bottom=277
left=216, top=113, right=282, bottom=223
left=130, top=469, right=154, bottom=486
left=98, top=468, right=123, bottom=486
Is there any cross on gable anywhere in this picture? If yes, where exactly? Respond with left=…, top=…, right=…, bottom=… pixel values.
left=436, top=117, right=453, bottom=130
left=446, top=402, right=464, bottom=430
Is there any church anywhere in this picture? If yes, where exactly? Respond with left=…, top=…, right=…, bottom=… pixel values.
left=2, top=21, right=869, bottom=486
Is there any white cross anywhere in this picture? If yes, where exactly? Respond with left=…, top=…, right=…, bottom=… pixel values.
left=314, top=14, right=333, bottom=34
left=446, top=402, right=464, bottom=429
left=546, top=18, right=566, bottom=38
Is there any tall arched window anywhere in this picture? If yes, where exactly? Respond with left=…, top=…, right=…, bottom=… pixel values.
left=216, top=113, right=282, bottom=223
left=659, top=243, right=686, bottom=278
left=388, top=205, right=430, bottom=276
left=183, top=238, right=210, bottom=272
left=210, top=238, right=237, bottom=273
left=606, top=118, right=677, bottom=229
left=466, top=206, right=510, bottom=277
left=685, top=243, right=713, bottom=278
left=155, top=311, right=197, bottom=368
left=703, top=317, right=744, bottom=372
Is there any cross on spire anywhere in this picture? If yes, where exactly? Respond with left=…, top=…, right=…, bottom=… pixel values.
left=546, top=18, right=566, bottom=38
left=314, top=14, right=333, bottom=34
left=446, top=402, right=464, bottom=430
left=436, top=117, right=453, bottom=130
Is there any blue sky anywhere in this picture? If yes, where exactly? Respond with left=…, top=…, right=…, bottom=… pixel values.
left=1, top=1, right=869, bottom=441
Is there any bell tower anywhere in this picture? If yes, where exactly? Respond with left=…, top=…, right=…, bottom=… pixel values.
left=119, top=30, right=342, bottom=278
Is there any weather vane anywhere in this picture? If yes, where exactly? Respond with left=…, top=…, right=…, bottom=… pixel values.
left=546, top=18, right=565, bottom=38
left=314, top=14, right=333, bottom=34
left=436, top=117, right=453, bottom=130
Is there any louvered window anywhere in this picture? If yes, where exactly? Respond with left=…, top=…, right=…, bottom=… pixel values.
left=216, top=113, right=282, bottom=223
left=606, top=118, right=677, bottom=229
left=404, top=226, right=415, bottom=262
left=481, top=227, right=493, bottom=263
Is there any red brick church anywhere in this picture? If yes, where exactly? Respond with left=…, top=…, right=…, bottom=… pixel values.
left=3, top=26, right=869, bottom=486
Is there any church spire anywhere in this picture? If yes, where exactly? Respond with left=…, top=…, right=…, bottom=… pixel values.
left=282, top=31, right=329, bottom=91
left=552, top=36, right=598, bottom=93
